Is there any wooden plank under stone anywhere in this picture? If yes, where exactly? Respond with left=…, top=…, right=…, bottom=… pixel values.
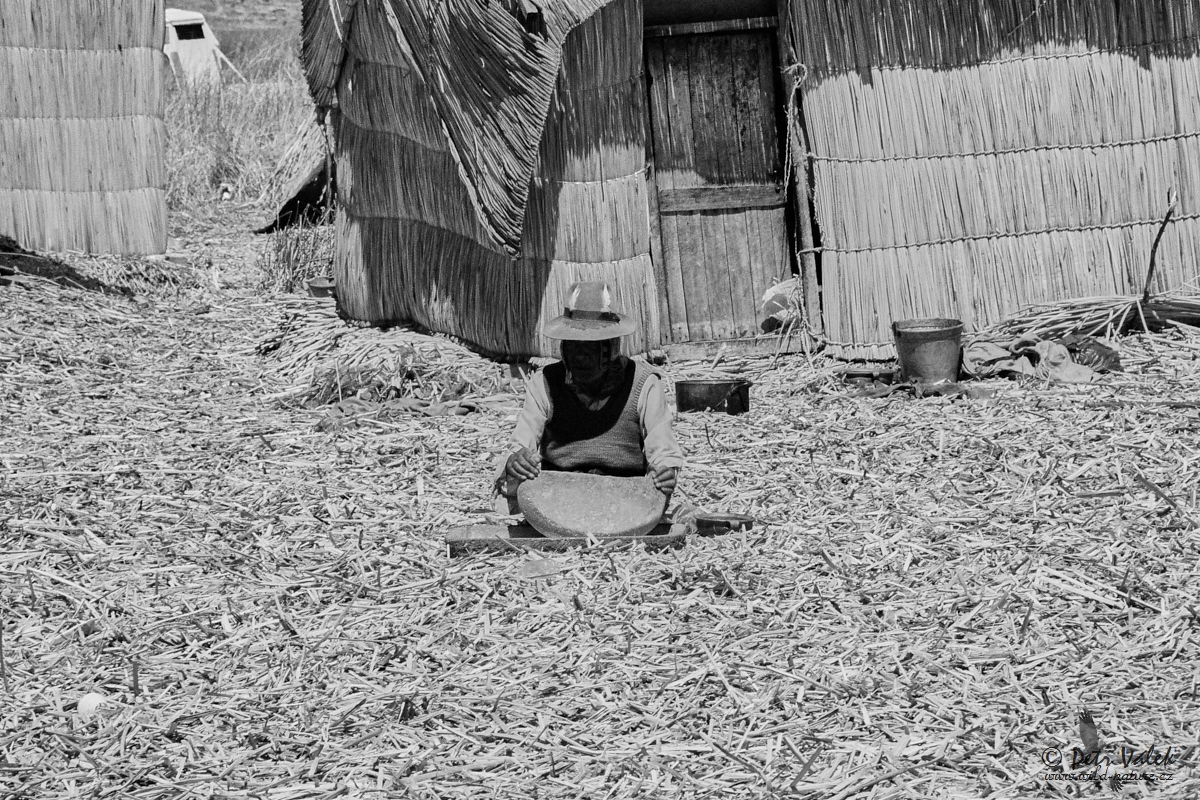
left=446, top=523, right=684, bottom=557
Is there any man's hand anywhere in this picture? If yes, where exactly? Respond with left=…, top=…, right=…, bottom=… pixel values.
left=505, top=447, right=541, bottom=482
left=651, top=466, right=677, bottom=497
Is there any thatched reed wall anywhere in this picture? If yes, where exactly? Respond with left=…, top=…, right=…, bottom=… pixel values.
left=303, top=0, right=657, bottom=358
left=785, top=0, right=1200, bottom=358
left=525, top=0, right=658, bottom=356
left=0, top=0, right=167, bottom=255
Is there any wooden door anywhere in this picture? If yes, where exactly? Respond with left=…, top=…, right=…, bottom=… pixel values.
left=645, top=24, right=790, bottom=344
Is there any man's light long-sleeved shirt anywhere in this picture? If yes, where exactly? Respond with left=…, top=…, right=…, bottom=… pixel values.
left=493, top=364, right=685, bottom=489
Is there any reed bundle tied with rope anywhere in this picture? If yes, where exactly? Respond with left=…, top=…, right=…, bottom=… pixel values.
left=787, top=0, right=1200, bottom=358
left=0, top=0, right=166, bottom=255
left=309, top=0, right=658, bottom=359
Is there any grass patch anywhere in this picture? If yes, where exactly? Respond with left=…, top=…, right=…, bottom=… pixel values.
left=164, top=29, right=312, bottom=215
left=257, top=218, right=335, bottom=293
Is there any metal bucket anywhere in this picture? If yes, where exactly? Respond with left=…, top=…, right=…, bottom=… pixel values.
left=675, top=379, right=752, bottom=415
left=892, top=318, right=963, bottom=384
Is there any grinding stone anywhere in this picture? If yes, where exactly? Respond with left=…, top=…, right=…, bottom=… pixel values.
left=517, top=472, right=666, bottom=539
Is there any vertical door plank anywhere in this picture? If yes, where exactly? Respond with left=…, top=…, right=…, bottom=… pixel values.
left=676, top=212, right=713, bottom=340
left=688, top=33, right=739, bottom=185
left=698, top=211, right=736, bottom=339
left=689, top=34, right=737, bottom=338
left=754, top=33, right=784, bottom=179
left=661, top=38, right=698, bottom=185
left=723, top=209, right=757, bottom=336
left=728, top=31, right=770, bottom=183
left=662, top=36, right=706, bottom=340
left=644, top=38, right=673, bottom=191
left=645, top=39, right=689, bottom=341
left=658, top=214, right=690, bottom=342
left=744, top=206, right=771, bottom=333
left=725, top=32, right=772, bottom=336
left=762, top=207, right=789, bottom=288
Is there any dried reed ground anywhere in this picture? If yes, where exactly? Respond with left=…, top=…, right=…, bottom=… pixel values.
left=2, top=227, right=1199, bottom=799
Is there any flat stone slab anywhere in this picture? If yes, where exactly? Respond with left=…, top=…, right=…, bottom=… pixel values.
left=446, top=522, right=682, bottom=557
left=517, top=472, right=667, bottom=538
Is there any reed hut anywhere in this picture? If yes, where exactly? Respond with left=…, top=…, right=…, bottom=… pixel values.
left=303, top=0, right=1200, bottom=359
left=784, top=0, right=1200, bottom=357
left=0, top=0, right=167, bottom=256
left=303, top=0, right=655, bottom=358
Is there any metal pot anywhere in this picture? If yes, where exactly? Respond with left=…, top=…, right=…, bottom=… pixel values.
left=307, top=276, right=336, bottom=298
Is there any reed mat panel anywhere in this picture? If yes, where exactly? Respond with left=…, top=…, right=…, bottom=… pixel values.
left=787, top=0, right=1200, bottom=357
left=0, top=0, right=166, bottom=254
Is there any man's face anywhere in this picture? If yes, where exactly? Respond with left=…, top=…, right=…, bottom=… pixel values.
left=562, top=340, right=614, bottom=386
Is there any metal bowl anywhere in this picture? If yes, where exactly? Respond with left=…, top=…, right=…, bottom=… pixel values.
left=307, top=276, right=336, bottom=298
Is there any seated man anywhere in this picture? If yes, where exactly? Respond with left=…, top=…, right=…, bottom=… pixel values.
left=495, top=281, right=684, bottom=511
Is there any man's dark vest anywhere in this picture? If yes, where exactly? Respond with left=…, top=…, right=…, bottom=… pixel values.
left=541, top=359, right=652, bottom=477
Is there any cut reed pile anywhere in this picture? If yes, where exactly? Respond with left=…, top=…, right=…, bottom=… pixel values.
left=985, top=289, right=1200, bottom=342
left=2, top=238, right=1199, bottom=798
left=787, top=0, right=1200, bottom=358
left=257, top=294, right=519, bottom=410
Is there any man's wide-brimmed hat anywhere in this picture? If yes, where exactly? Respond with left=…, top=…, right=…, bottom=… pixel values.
left=543, top=281, right=638, bottom=340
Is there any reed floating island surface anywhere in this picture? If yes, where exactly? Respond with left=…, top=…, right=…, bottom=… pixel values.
left=2, top=245, right=1199, bottom=798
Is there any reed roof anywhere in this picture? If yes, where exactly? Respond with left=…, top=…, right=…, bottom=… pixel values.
left=0, top=0, right=167, bottom=255
left=786, top=0, right=1200, bottom=358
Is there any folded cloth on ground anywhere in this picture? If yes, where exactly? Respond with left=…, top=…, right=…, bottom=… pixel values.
left=1058, top=334, right=1123, bottom=372
left=963, top=335, right=1112, bottom=383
